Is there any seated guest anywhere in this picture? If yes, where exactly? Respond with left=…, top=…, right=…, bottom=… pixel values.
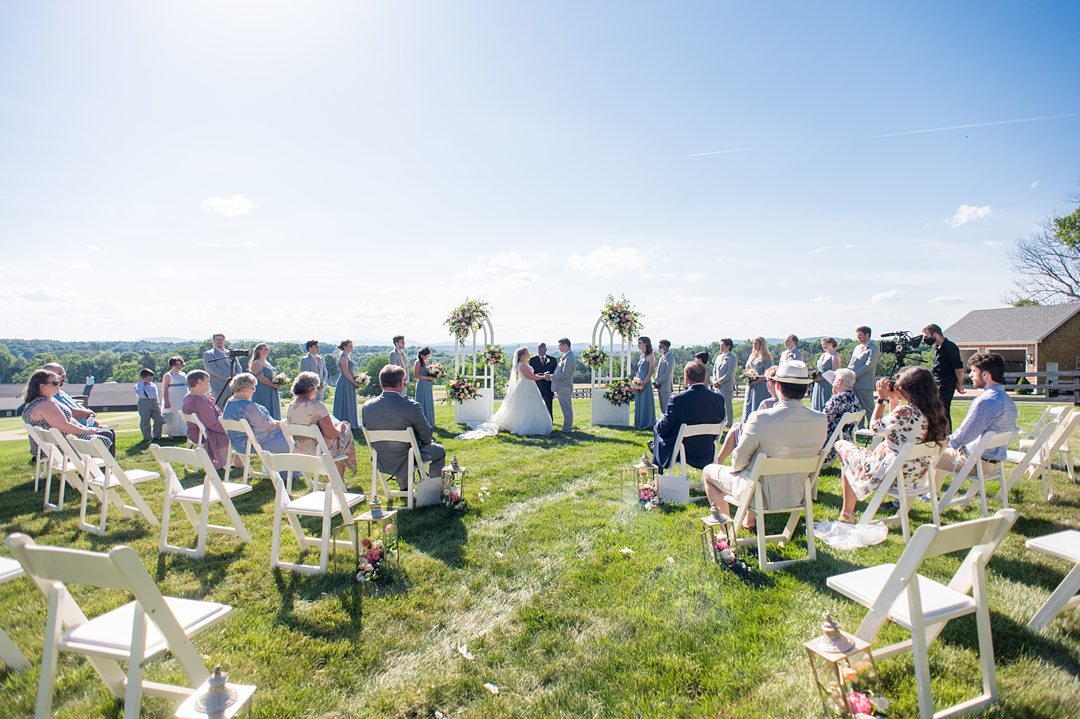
left=934, top=353, right=1018, bottom=486
left=651, top=361, right=726, bottom=471
left=713, top=366, right=779, bottom=466
left=41, top=362, right=117, bottom=448
left=287, top=371, right=358, bottom=477
left=821, top=368, right=863, bottom=464
left=222, top=373, right=289, bottom=455
left=181, top=369, right=230, bottom=470
left=832, top=366, right=949, bottom=523
left=703, top=360, right=825, bottom=529
left=22, top=369, right=115, bottom=456
left=361, top=364, right=445, bottom=490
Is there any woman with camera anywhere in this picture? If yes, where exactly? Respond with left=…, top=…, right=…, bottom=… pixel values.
left=831, top=366, right=949, bottom=524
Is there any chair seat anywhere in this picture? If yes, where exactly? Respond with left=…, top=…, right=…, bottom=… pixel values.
left=1005, top=449, right=1028, bottom=464
left=174, top=481, right=253, bottom=503
left=1027, top=530, right=1080, bottom=563
left=827, top=564, right=976, bottom=629
left=88, top=469, right=160, bottom=488
left=0, top=557, right=23, bottom=584
left=1018, top=438, right=1035, bottom=450
left=59, top=596, right=231, bottom=660
left=286, top=490, right=366, bottom=516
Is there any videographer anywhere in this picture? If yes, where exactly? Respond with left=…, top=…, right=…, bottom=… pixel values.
left=203, top=332, right=246, bottom=408
left=922, top=323, right=964, bottom=429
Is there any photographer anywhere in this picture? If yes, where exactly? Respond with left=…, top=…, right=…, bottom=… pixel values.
left=202, top=332, right=246, bottom=408
left=922, top=323, right=964, bottom=428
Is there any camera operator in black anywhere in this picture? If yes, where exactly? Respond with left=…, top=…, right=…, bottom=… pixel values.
left=922, top=323, right=964, bottom=429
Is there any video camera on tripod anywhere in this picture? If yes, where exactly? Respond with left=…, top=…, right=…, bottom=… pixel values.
left=228, top=349, right=251, bottom=359
left=879, top=330, right=924, bottom=366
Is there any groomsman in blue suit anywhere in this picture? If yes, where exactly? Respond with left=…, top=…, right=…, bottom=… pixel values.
left=848, top=325, right=880, bottom=426
left=654, top=340, right=676, bottom=411
left=650, top=361, right=726, bottom=471
left=300, top=340, right=328, bottom=403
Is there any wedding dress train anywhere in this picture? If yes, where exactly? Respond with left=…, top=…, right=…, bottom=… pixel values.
left=456, top=362, right=553, bottom=438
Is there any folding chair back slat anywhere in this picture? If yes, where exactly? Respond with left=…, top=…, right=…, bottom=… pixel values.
left=10, top=543, right=128, bottom=590
left=181, top=411, right=206, bottom=447
left=821, top=411, right=864, bottom=467
left=362, top=426, right=433, bottom=509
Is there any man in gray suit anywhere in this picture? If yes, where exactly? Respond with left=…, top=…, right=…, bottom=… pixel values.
left=203, top=333, right=243, bottom=409
left=550, top=338, right=577, bottom=431
left=300, top=339, right=328, bottom=402
left=361, top=364, right=445, bottom=490
left=654, top=340, right=676, bottom=411
left=711, top=338, right=737, bottom=429
left=847, top=325, right=880, bottom=427
left=388, top=334, right=409, bottom=397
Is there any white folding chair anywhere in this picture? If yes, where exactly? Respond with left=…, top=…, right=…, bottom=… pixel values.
left=261, top=452, right=366, bottom=574
left=221, top=417, right=271, bottom=486
left=280, top=422, right=350, bottom=491
left=1005, top=409, right=1080, bottom=502
left=820, top=411, right=865, bottom=468
left=1018, top=405, right=1076, bottom=484
left=936, top=430, right=1017, bottom=518
left=68, top=436, right=160, bottom=535
left=39, top=427, right=116, bottom=514
left=6, top=533, right=232, bottom=718
left=658, top=422, right=724, bottom=503
left=150, top=444, right=252, bottom=558
left=859, top=441, right=944, bottom=542
left=1026, top=530, right=1080, bottom=632
left=0, top=557, right=30, bottom=671
left=361, top=426, right=441, bottom=509
left=725, top=453, right=822, bottom=571
left=827, top=509, right=1018, bottom=719
left=25, top=423, right=49, bottom=492
left=1002, top=416, right=1060, bottom=506
left=181, top=411, right=205, bottom=449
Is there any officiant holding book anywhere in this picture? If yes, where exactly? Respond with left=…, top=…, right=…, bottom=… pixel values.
left=530, top=343, right=558, bottom=418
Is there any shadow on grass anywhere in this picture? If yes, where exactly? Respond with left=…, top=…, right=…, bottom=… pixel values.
left=397, top=504, right=468, bottom=568
left=154, top=544, right=246, bottom=596
left=942, top=609, right=1080, bottom=678
left=272, top=566, right=364, bottom=639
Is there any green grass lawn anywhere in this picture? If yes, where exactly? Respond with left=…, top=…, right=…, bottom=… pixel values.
left=1, top=399, right=1079, bottom=718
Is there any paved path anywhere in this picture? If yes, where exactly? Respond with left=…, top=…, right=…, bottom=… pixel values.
left=0, top=412, right=141, bottom=442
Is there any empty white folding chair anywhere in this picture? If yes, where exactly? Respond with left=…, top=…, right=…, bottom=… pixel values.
left=658, top=422, right=725, bottom=503
left=221, top=417, right=270, bottom=486
left=1005, top=409, right=1080, bottom=502
left=0, top=556, right=30, bottom=671
left=68, top=436, right=160, bottom=535
left=1018, top=405, right=1075, bottom=484
left=39, top=427, right=116, bottom=514
left=181, top=411, right=205, bottom=449
left=936, top=430, right=1017, bottom=518
left=151, top=444, right=252, bottom=558
left=1026, top=530, right=1080, bottom=632
left=6, top=533, right=232, bottom=718
left=827, top=509, right=1018, bottom=719
left=1002, top=416, right=1060, bottom=506
left=859, top=442, right=944, bottom=542
left=361, top=426, right=441, bottom=509
left=725, top=453, right=822, bottom=571
left=261, top=451, right=366, bottom=574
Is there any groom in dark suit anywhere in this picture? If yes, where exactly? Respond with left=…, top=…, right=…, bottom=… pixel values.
left=651, top=361, right=726, bottom=471
left=529, top=343, right=558, bottom=418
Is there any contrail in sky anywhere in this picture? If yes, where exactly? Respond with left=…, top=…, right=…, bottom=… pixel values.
left=687, top=148, right=752, bottom=157
left=874, top=112, right=1079, bottom=138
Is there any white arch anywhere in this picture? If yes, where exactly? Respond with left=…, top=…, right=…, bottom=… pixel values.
left=453, top=315, right=496, bottom=425
left=589, top=314, right=632, bottom=426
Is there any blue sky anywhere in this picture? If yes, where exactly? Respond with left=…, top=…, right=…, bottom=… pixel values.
left=2, top=1, right=1078, bottom=346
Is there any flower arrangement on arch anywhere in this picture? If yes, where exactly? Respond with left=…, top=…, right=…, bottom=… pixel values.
left=603, top=377, right=635, bottom=406
left=600, top=294, right=643, bottom=339
left=444, top=375, right=480, bottom=403
left=478, top=345, right=504, bottom=366
left=356, top=525, right=396, bottom=582
left=581, top=345, right=609, bottom=370
left=353, top=372, right=370, bottom=391
left=426, top=363, right=446, bottom=380
left=445, top=299, right=491, bottom=345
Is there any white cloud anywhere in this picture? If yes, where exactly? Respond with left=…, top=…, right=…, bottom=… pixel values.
left=196, top=239, right=257, bottom=248
left=928, top=295, right=965, bottom=305
left=844, top=244, right=855, bottom=249
left=811, top=245, right=831, bottom=254
left=813, top=296, right=831, bottom=303
left=945, top=204, right=992, bottom=228
left=63, top=260, right=93, bottom=271
left=984, top=240, right=1002, bottom=247
left=1030, top=180, right=1039, bottom=189
left=566, top=245, right=656, bottom=278
left=870, top=288, right=900, bottom=304
left=684, top=272, right=707, bottom=283
left=201, top=194, right=256, bottom=218
left=454, top=252, right=543, bottom=281
left=83, top=244, right=102, bottom=252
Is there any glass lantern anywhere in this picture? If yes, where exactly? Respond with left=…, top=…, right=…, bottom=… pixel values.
left=700, top=505, right=737, bottom=563
left=355, top=497, right=399, bottom=581
left=626, top=453, right=658, bottom=506
left=803, top=612, right=881, bottom=718
left=441, top=456, right=466, bottom=509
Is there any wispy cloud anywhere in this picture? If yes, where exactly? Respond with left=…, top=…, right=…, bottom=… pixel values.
left=687, top=148, right=752, bottom=157
left=196, top=239, right=257, bottom=248
left=813, top=296, right=831, bottom=303
left=870, top=289, right=900, bottom=304
left=811, top=245, right=831, bottom=254
left=844, top=244, right=856, bottom=249
left=874, top=112, right=1079, bottom=138
left=1029, top=180, right=1039, bottom=189
left=928, top=295, right=965, bottom=305
left=63, top=260, right=93, bottom=271
left=201, top=194, right=256, bottom=218
left=946, top=204, right=992, bottom=228
left=83, top=244, right=101, bottom=252
left=566, top=245, right=657, bottom=278
left=684, top=272, right=707, bottom=283
left=984, top=240, right=1002, bottom=247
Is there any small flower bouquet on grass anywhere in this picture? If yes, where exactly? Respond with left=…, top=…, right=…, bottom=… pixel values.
left=445, top=375, right=479, bottom=403
left=831, top=683, right=889, bottom=718
left=603, top=378, right=634, bottom=406
left=356, top=525, right=397, bottom=583
left=713, top=536, right=755, bottom=577
left=639, top=480, right=661, bottom=510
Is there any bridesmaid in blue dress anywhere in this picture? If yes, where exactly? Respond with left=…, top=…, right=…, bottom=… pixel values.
left=413, top=347, right=436, bottom=429
left=811, top=337, right=842, bottom=411
left=741, top=336, right=774, bottom=422
left=333, top=339, right=360, bottom=428
left=248, top=342, right=282, bottom=420
left=633, top=336, right=657, bottom=430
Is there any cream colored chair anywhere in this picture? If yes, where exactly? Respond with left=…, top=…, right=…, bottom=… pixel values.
left=40, top=427, right=117, bottom=515
left=858, top=441, right=944, bottom=542
left=180, top=411, right=205, bottom=449
left=221, top=417, right=270, bottom=486
left=361, top=426, right=441, bottom=509
left=657, top=422, right=725, bottom=503
left=935, top=430, right=1016, bottom=518
left=1026, top=530, right=1080, bottom=632
left=67, top=436, right=160, bottom=535
left=0, top=557, right=29, bottom=671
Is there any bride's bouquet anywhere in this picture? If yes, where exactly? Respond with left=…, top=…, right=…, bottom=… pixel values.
left=739, top=368, right=759, bottom=385
left=353, top=372, right=370, bottom=391
left=426, top=363, right=446, bottom=380
left=603, top=378, right=635, bottom=406
left=581, top=345, right=609, bottom=370
left=479, top=345, right=504, bottom=366
left=445, top=375, right=479, bottom=403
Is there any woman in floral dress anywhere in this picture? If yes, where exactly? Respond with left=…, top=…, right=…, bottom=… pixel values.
left=833, top=366, right=949, bottom=523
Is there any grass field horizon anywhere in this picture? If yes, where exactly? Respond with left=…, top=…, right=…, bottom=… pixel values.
left=1, top=398, right=1079, bottom=718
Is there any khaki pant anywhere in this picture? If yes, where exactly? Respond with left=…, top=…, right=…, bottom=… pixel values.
left=935, top=448, right=1001, bottom=490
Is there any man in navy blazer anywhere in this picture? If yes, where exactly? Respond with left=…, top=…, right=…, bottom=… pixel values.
left=651, top=361, right=726, bottom=470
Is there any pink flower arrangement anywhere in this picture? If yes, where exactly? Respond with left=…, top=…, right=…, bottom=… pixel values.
left=600, top=294, right=643, bottom=339
left=603, top=378, right=635, bottom=406
left=846, top=691, right=873, bottom=715
left=356, top=527, right=396, bottom=582
left=445, top=299, right=491, bottom=345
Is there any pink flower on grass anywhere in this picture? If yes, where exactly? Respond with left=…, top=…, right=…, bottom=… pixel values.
left=847, top=691, right=873, bottom=715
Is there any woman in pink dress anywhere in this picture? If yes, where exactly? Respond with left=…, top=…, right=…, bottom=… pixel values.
left=181, top=369, right=230, bottom=470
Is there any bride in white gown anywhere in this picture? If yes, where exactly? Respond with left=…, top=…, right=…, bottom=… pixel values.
left=457, top=347, right=554, bottom=438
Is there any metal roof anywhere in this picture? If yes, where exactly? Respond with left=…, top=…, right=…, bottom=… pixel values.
left=944, top=304, right=1080, bottom=344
